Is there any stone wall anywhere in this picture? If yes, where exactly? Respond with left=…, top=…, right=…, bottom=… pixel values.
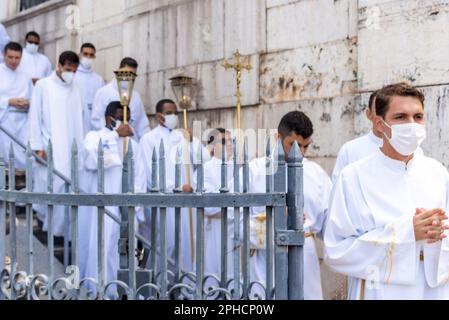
left=3, top=0, right=449, bottom=299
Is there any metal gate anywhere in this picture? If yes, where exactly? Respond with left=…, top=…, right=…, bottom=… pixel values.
left=0, top=128, right=304, bottom=300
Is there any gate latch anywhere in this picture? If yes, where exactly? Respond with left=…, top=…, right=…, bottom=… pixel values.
left=276, top=230, right=304, bottom=246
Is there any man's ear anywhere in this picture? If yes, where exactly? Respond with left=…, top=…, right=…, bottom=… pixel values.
left=373, top=115, right=385, bottom=134
left=155, top=112, right=165, bottom=124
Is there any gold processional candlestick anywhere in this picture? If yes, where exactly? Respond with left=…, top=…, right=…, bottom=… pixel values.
left=114, top=68, right=137, bottom=158
left=170, top=74, right=196, bottom=264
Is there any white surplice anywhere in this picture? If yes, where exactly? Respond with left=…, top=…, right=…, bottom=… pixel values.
left=324, top=149, right=449, bottom=300
left=332, top=131, right=383, bottom=183
left=91, top=81, right=150, bottom=141
left=73, top=64, right=105, bottom=136
left=247, top=155, right=332, bottom=300
left=18, top=48, right=52, bottom=81
left=203, top=156, right=240, bottom=295
left=332, top=130, right=424, bottom=183
left=79, top=127, right=146, bottom=283
left=28, top=71, right=84, bottom=236
left=0, top=63, right=33, bottom=169
left=139, top=125, right=211, bottom=274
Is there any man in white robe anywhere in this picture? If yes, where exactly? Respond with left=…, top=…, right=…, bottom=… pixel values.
left=19, top=31, right=52, bottom=85
left=91, top=57, right=149, bottom=141
left=0, top=42, right=33, bottom=170
left=333, top=85, right=424, bottom=182
left=28, top=51, right=84, bottom=236
left=139, top=99, right=209, bottom=276
left=247, top=111, right=332, bottom=300
left=80, top=102, right=146, bottom=284
left=74, top=43, right=104, bottom=136
left=203, top=128, right=239, bottom=296
left=0, top=24, right=11, bottom=64
left=324, top=83, right=449, bottom=300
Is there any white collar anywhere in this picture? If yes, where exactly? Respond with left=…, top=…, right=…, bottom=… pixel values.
left=375, top=148, right=417, bottom=173
left=77, top=63, right=92, bottom=74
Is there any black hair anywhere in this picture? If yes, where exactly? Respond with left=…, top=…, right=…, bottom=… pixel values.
left=120, top=57, right=138, bottom=69
left=4, top=42, right=23, bottom=54
left=375, top=83, right=425, bottom=119
left=207, top=128, right=227, bottom=145
left=58, top=51, right=80, bottom=66
left=25, top=31, right=40, bottom=41
left=80, top=43, right=96, bottom=52
left=368, top=90, right=378, bottom=111
left=278, top=111, right=314, bottom=140
left=105, top=101, right=130, bottom=119
left=156, top=99, right=176, bottom=114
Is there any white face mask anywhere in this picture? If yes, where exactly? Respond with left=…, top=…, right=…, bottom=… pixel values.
left=25, top=42, right=39, bottom=54
left=80, top=57, right=94, bottom=70
left=382, top=120, right=426, bottom=156
left=61, top=71, right=75, bottom=85
left=164, top=114, right=179, bottom=130
left=112, top=119, right=122, bottom=130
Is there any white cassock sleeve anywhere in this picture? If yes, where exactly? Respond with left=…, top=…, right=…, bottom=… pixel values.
left=27, top=82, right=44, bottom=151
left=332, top=143, right=349, bottom=183
left=324, top=173, right=418, bottom=285
left=83, top=131, right=121, bottom=171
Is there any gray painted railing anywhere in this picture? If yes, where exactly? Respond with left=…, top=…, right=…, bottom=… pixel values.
left=0, top=131, right=304, bottom=300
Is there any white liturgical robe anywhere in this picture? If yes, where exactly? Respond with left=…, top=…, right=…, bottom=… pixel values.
left=28, top=72, right=84, bottom=236
left=203, top=156, right=240, bottom=294
left=19, top=48, right=52, bottom=81
left=73, top=64, right=104, bottom=136
left=139, top=125, right=211, bottom=274
left=0, top=63, right=33, bottom=169
left=91, top=81, right=150, bottom=140
left=247, top=155, right=332, bottom=300
left=332, top=131, right=383, bottom=183
left=332, top=130, right=424, bottom=183
left=324, top=149, right=449, bottom=300
left=80, top=127, right=146, bottom=283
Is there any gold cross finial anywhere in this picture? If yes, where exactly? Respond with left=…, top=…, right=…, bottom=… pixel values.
left=223, top=50, right=252, bottom=132
left=223, top=50, right=252, bottom=73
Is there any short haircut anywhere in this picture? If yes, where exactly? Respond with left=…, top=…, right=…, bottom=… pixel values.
left=120, top=57, right=138, bottom=69
left=80, top=43, right=96, bottom=52
left=105, top=101, right=130, bottom=119
left=25, top=31, right=40, bottom=40
left=368, top=90, right=378, bottom=111
left=375, top=83, right=425, bottom=118
left=156, top=99, right=176, bottom=114
left=4, top=42, right=23, bottom=54
left=207, top=128, right=228, bottom=145
left=58, top=51, right=80, bottom=66
left=278, top=111, right=314, bottom=140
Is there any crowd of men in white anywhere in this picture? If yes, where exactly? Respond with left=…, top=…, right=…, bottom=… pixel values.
left=1, top=24, right=449, bottom=300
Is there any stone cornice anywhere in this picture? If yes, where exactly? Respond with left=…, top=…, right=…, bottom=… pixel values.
left=2, top=0, right=74, bottom=26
